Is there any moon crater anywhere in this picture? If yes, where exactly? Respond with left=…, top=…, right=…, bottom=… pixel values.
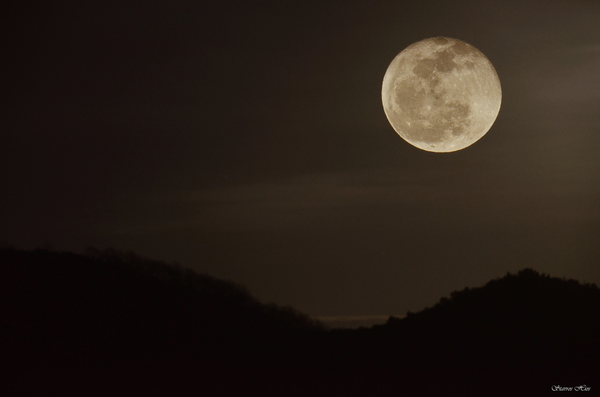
left=382, top=37, right=501, bottom=152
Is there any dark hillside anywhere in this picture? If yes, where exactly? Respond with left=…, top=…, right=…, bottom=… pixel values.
left=343, top=269, right=600, bottom=395
left=1, top=250, right=598, bottom=396
left=0, top=248, right=322, bottom=396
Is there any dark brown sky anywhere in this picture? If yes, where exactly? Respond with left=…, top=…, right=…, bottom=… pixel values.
left=4, top=0, right=600, bottom=325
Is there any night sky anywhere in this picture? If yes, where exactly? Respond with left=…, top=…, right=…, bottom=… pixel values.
left=4, top=0, right=600, bottom=327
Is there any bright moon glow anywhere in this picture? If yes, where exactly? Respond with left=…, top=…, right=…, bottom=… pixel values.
left=382, top=37, right=502, bottom=152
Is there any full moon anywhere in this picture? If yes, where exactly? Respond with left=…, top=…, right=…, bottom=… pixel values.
left=382, top=37, right=501, bottom=152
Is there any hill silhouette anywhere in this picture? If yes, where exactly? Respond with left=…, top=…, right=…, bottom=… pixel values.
left=1, top=248, right=598, bottom=396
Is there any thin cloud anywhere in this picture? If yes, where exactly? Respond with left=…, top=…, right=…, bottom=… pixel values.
left=115, top=161, right=600, bottom=236
left=116, top=167, right=460, bottom=233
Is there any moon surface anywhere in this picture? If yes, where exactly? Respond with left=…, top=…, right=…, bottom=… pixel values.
left=382, top=37, right=501, bottom=152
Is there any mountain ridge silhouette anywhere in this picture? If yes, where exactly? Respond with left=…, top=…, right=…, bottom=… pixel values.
left=1, top=248, right=598, bottom=396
